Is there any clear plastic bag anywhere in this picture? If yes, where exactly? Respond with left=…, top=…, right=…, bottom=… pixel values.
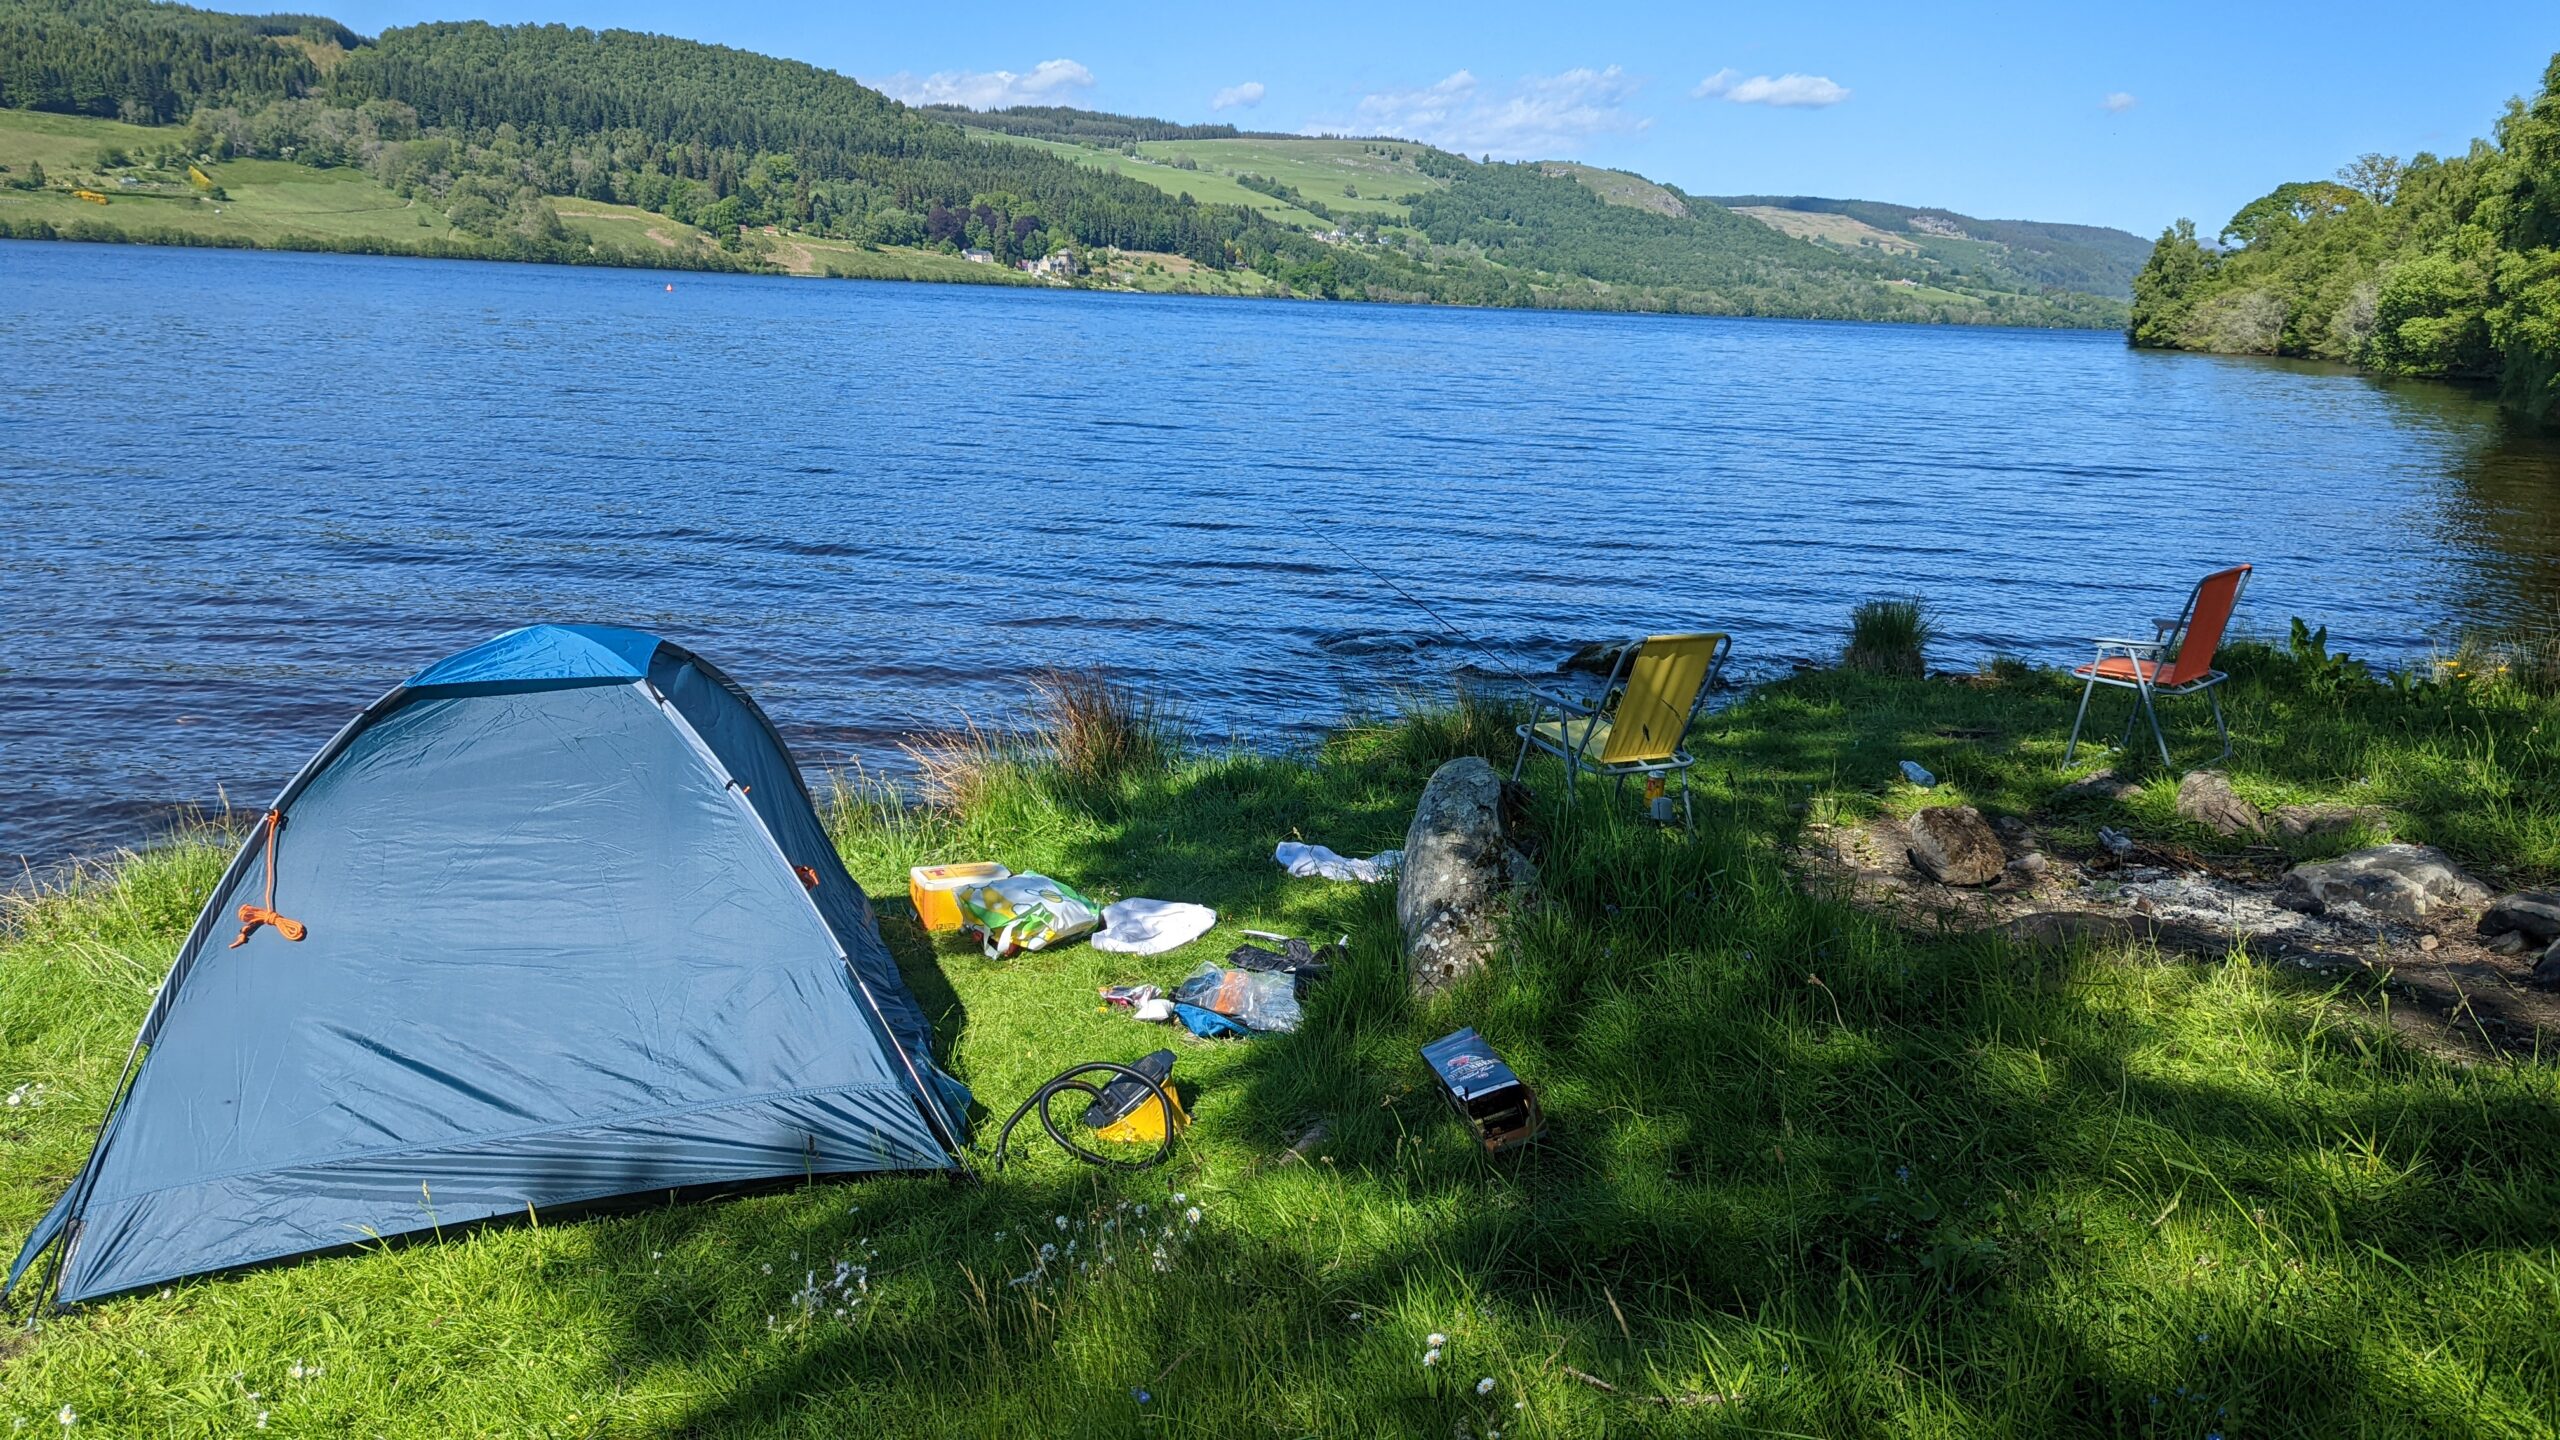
left=1170, top=963, right=1303, bottom=1033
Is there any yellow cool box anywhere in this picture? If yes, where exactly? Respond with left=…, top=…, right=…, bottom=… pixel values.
left=907, top=862, right=1010, bottom=933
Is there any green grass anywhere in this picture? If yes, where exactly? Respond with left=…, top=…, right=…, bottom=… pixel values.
left=3, top=649, right=2559, bottom=1435
left=1134, top=139, right=1444, bottom=224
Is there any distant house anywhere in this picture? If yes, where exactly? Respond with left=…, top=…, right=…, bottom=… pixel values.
left=961, top=248, right=994, bottom=264
left=1018, top=251, right=1079, bottom=278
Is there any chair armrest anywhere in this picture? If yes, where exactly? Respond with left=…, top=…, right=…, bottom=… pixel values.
left=1528, top=687, right=1599, bottom=716
left=2090, top=637, right=2169, bottom=653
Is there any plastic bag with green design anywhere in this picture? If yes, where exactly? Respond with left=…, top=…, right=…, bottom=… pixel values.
left=959, top=873, right=1103, bottom=959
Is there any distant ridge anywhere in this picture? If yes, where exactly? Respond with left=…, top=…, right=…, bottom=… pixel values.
left=916, top=104, right=1293, bottom=144
left=1707, top=195, right=2152, bottom=299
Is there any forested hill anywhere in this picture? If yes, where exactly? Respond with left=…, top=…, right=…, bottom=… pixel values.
left=916, top=105, right=1273, bottom=144
left=0, top=0, right=2125, bottom=326
left=2126, top=53, right=2560, bottom=426
left=1707, top=195, right=2152, bottom=299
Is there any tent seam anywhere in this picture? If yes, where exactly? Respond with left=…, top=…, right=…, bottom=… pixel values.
left=81, top=1081, right=957, bottom=1207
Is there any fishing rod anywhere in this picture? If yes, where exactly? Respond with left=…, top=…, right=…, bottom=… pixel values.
left=1307, top=530, right=1539, bottom=689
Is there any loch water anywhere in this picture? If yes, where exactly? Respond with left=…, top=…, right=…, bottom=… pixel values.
left=6, top=239, right=2559, bottom=865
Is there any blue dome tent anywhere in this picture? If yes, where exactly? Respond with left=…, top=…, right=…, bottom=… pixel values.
left=7, top=625, right=968, bottom=1309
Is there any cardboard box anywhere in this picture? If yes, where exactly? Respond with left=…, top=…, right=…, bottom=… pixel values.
left=1421, top=1027, right=1544, bottom=1154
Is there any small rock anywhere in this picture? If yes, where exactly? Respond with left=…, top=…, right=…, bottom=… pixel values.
left=2478, top=892, right=2560, bottom=945
left=2007, top=851, right=2050, bottom=876
left=2057, top=770, right=2137, bottom=803
left=2271, top=803, right=2381, bottom=845
left=2417, top=933, right=2440, bottom=952
left=1906, top=806, right=2006, bottom=886
left=2276, top=844, right=2491, bottom=923
left=2175, top=770, right=2263, bottom=837
left=2534, top=940, right=2560, bottom=990
left=1558, top=641, right=1629, bottom=675
left=2487, top=929, right=2529, bottom=956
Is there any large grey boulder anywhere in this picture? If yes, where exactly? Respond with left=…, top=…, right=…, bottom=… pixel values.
left=1907, top=806, right=2006, bottom=886
left=1399, top=757, right=1538, bottom=995
left=2275, top=844, right=2490, bottom=922
left=2478, top=892, right=2560, bottom=945
left=2176, top=770, right=2262, bottom=837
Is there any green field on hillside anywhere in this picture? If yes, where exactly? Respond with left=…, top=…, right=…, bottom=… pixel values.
left=1537, top=162, right=1689, bottom=219
left=973, top=130, right=1442, bottom=229
left=963, top=127, right=1333, bottom=227
left=1136, top=138, right=1441, bottom=223
left=0, top=109, right=722, bottom=259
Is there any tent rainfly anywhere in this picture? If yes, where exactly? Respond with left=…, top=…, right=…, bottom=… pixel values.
left=7, top=625, right=969, bottom=1309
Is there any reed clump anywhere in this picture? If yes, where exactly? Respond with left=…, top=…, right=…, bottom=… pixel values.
left=1844, top=596, right=1933, bottom=677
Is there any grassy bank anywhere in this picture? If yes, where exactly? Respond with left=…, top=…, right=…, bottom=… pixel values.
left=3, top=639, right=2558, bottom=1436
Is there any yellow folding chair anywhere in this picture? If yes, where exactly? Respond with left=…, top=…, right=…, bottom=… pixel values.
left=1511, top=632, right=1730, bottom=829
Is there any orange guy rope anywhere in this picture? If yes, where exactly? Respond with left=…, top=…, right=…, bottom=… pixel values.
left=230, top=809, right=308, bottom=947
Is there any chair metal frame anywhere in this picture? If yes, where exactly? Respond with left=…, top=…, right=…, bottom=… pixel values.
left=1511, top=632, right=1730, bottom=831
left=2065, top=565, right=2252, bottom=770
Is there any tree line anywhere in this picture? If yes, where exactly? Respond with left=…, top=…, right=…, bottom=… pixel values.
left=2129, top=54, right=2560, bottom=425
left=1, top=0, right=2133, bottom=325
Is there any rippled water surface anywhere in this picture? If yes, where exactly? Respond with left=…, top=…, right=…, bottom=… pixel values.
left=6, top=240, right=2560, bottom=865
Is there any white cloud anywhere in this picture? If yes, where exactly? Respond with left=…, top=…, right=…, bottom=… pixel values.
left=1320, top=66, right=1649, bottom=159
left=1211, top=81, right=1266, bottom=112
left=867, top=58, right=1096, bottom=110
left=1691, top=68, right=1849, bottom=108
left=2101, top=91, right=2138, bottom=113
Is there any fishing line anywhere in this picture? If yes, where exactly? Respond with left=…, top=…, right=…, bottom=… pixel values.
left=1306, top=529, right=1538, bottom=688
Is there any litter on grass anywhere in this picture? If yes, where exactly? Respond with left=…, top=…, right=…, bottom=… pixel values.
left=1227, top=932, right=1343, bottom=979
left=1173, top=963, right=1303, bottom=1033
left=1422, top=1028, right=1545, bottom=1154
left=1274, top=841, right=1402, bottom=884
left=1092, top=899, right=1218, bottom=956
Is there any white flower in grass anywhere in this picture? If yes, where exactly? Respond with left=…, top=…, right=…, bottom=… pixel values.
left=1427, top=1332, right=1447, bottom=1347
left=1184, top=1207, right=1201, bottom=1225
left=253, top=1414, right=269, bottom=1431
left=1055, top=1215, right=1070, bottom=1231
left=1477, top=1377, right=1496, bottom=1396
left=760, top=1263, right=771, bottom=1274
left=54, top=1408, right=74, bottom=1428
left=1423, top=1347, right=1442, bottom=1367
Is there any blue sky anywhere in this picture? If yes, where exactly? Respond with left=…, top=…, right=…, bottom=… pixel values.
left=321, top=1, right=2557, bottom=236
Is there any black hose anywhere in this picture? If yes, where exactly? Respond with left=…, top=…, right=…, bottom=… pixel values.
left=988, top=1061, right=1178, bottom=1172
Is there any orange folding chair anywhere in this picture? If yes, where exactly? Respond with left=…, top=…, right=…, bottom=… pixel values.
left=2066, top=564, right=2251, bottom=769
